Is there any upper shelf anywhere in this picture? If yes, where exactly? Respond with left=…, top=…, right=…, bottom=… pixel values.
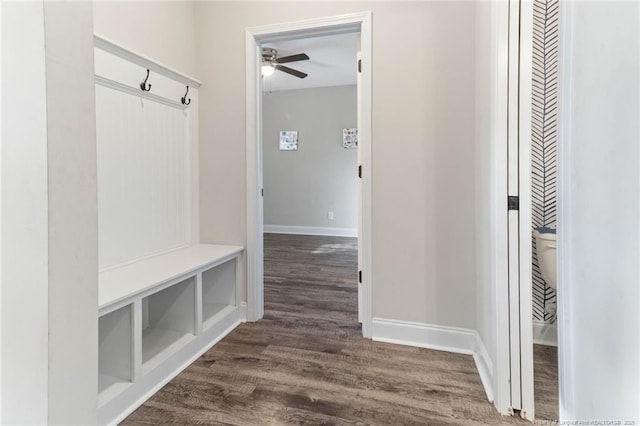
left=99, top=244, right=243, bottom=310
left=94, top=34, right=202, bottom=88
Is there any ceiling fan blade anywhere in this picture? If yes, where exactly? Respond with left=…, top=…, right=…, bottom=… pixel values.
left=276, top=65, right=308, bottom=79
left=275, top=53, right=309, bottom=64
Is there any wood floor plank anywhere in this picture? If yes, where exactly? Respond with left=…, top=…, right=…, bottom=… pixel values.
left=123, top=233, right=532, bottom=425
left=534, top=344, right=559, bottom=421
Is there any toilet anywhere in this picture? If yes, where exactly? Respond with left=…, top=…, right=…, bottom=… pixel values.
left=534, top=227, right=557, bottom=290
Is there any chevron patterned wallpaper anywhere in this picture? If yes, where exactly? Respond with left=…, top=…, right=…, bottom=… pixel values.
left=531, top=0, right=559, bottom=323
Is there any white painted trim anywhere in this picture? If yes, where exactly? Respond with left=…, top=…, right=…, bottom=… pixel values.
left=532, top=321, right=557, bottom=347
left=93, top=34, right=201, bottom=88
left=372, top=318, right=476, bottom=354
left=186, top=83, right=200, bottom=247
left=491, top=0, right=513, bottom=416
left=356, top=48, right=363, bottom=324
left=94, top=75, right=187, bottom=110
left=0, top=3, right=4, bottom=422
left=0, top=3, right=3, bottom=420
left=246, top=12, right=370, bottom=41
left=372, top=318, right=495, bottom=403
left=246, top=27, right=265, bottom=323
left=264, top=225, right=357, bottom=237
left=557, top=1, right=576, bottom=419
left=359, top=12, right=373, bottom=339
left=98, top=244, right=189, bottom=274
left=473, top=335, right=495, bottom=403
left=507, top=0, right=523, bottom=412
left=489, top=0, right=537, bottom=417
left=245, top=12, right=373, bottom=337
left=518, top=0, right=535, bottom=420
left=239, top=301, right=248, bottom=320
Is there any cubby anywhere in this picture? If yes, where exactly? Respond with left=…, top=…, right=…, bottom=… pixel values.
left=141, top=277, right=196, bottom=373
left=202, top=258, right=237, bottom=327
left=99, top=304, right=133, bottom=406
left=97, top=244, right=244, bottom=425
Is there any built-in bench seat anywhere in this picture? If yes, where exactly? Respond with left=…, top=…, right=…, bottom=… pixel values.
left=97, top=244, right=244, bottom=425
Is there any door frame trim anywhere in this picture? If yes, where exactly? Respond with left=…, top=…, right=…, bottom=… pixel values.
left=557, top=0, right=575, bottom=419
left=492, top=0, right=513, bottom=415
left=493, top=0, right=535, bottom=417
left=517, top=0, right=535, bottom=419
left=244, top=12, right=374, bottom=337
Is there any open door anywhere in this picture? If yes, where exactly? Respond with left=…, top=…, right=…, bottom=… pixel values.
left=356, top=48, right=363, bottom=323
left=506, top=0, right=535, bottom=419
left=507, top=0, right=522, bottom=411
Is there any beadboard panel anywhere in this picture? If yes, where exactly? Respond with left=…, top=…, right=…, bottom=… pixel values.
left=96, top=85, right=189, bottom=269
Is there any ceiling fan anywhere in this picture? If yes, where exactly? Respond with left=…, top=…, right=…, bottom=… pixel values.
left=261, top=47, right=310, bottom=79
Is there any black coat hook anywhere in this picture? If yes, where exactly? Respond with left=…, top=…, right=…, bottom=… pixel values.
left=140, top=69, right=151, bottom=91
left=181, top=86, right=191, bottom=106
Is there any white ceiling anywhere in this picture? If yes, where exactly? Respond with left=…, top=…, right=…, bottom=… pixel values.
left=261, top=32, right=358, bottom=92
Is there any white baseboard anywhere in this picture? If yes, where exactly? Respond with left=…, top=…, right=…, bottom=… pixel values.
left=372, top=318, right=476, bottom=353
left=264, top=224, right=357, bottom=237
left=472, top=334, right=495, bottom=403
left=240, top=301, right=248, bottom=321
left=533, top=320, right=557, bottom=346
left=371, top=318, right=494, bottom=402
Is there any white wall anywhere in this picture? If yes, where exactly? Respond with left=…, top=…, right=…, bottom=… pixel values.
left=474, top=0, right=511, bottom=412
left=474, top=0, right=497, bottom=402
left=263, top=85, right=357, bottom=233
left=1, top=2, right=49, bottom=422
left=559, top=1, right=639, bottom=422
left=44, top=3, right=99, bottom=423
left=93, top=1, right=196, bottom=77
left=1, top=2, right=98, bottom=423
left=196, top=1, right=478, bottom=328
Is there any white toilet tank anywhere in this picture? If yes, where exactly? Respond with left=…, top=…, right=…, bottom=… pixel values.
left=534, top=227, right=557, bottom=289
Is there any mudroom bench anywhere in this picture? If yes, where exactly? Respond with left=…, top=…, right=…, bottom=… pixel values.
left=97, top=244, right=244, bottom=425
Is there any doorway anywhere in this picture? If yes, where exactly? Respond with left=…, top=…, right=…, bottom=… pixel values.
left=261, top=32, right=359, bottom=328
left=245, top=12, right=373, bottom=337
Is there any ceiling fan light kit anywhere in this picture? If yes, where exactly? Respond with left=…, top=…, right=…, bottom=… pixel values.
left=261, top=64, right=275, bottom=76
left=261, top=47, right=310, bottom=79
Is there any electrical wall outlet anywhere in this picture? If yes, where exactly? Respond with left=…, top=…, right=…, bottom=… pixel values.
left=327, top=211, right=334, bottom=220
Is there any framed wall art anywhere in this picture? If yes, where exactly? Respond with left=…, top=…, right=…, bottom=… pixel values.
left=279, top=130, right=298, bottom=151
left=343, top=128, right=357, bottom=149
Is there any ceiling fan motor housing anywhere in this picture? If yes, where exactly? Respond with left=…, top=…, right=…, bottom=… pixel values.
left=262, top=47, right=278, bottom=64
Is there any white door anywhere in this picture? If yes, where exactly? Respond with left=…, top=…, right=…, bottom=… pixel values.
left=507, top=0, right=535, bottom=418
left=356, top=49, right=363, bottom=323
left=507, top=0, right=522, bottom=410
left=518, top=0, right=535, bottom=419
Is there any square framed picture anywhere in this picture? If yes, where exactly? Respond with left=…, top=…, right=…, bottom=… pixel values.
left=279, top=131, right=298, bottom=151
left=343, top=128, right=358, bottom=149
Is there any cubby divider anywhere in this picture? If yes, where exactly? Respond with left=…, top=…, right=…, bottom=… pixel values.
left=99, top=304, right=133, bottom=406
left=202, top=258, right=237, bottom=327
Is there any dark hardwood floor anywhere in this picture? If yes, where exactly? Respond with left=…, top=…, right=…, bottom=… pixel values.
left=123, top=234, right=530, bottom=425
left=534, top=344, right=559, bottom=421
